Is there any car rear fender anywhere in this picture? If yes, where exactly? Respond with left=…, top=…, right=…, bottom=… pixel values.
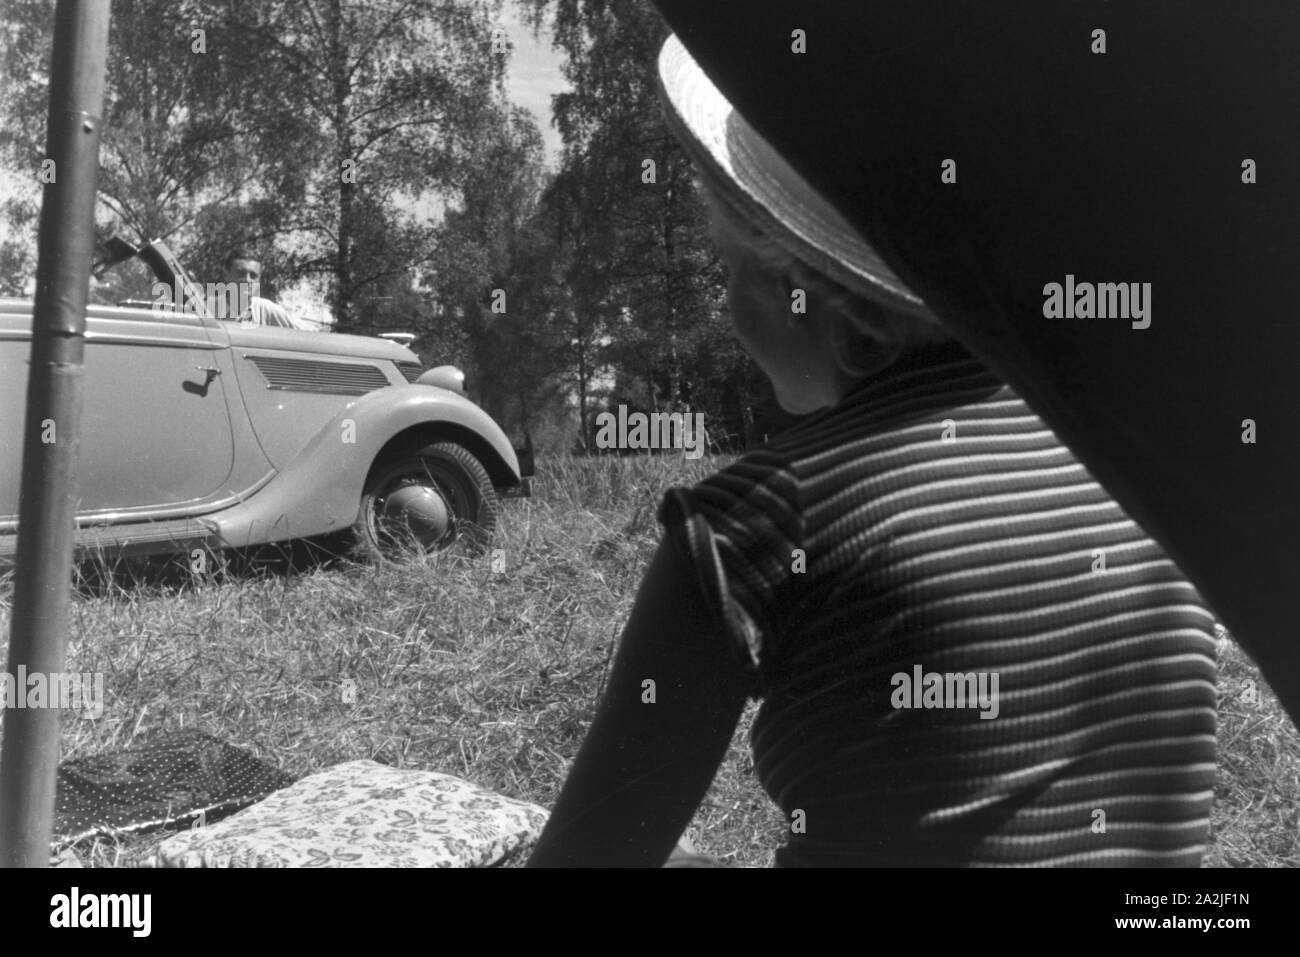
left=207, top=386, right=521, bottom=549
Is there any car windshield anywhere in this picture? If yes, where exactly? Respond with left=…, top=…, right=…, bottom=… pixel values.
left=88, top=255, right=161, bottom=309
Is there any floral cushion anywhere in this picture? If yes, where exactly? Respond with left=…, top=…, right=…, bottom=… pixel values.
left=137, top=760, right=549, bottom=868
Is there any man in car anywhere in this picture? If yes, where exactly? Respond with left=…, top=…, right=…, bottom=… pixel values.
left=221, top=247, right=300, bottom=329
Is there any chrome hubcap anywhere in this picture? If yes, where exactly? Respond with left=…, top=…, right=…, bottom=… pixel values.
left=380, top=482, right=453, bottom=547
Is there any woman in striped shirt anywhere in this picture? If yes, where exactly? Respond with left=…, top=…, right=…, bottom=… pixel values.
left=526, top=35, right=1218, bottom=868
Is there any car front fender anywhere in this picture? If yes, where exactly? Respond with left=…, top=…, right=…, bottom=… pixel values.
left=208, top=385, right=521, bottom=549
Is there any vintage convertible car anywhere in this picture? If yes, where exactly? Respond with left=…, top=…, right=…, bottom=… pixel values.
left=0, top=237, right=531, bottom=563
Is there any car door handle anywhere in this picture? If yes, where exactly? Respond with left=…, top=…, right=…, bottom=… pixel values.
left=196, top=366, right=221, bottom=384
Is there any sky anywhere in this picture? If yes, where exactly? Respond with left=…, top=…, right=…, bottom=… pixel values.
left=500, top=4, right=570, bottom=170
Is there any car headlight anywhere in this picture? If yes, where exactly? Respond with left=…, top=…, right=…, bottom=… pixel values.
left=417, top=365, right=466, bottom=395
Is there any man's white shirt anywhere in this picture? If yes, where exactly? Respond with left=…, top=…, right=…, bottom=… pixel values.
left=237, top=297, right=320, bottom=331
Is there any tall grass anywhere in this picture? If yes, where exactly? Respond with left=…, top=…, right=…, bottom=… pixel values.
left=0, top=451, right=1295, bottom=867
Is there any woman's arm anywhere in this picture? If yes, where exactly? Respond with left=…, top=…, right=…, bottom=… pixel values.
left=526, top=535, right=751, bottom=866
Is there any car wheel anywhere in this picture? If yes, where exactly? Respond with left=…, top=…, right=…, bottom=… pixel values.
left=357, top=442, right=498, bottom=559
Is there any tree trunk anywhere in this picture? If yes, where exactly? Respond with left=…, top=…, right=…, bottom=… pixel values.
left=576, top=343, right=590, bottom=453
left=662, top=163, right=681, bottom=411
left=329, top=0, right=356, bottom=333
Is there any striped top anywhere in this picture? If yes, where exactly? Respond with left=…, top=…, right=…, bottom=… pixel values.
left=659, top=341, right=1218, bottom=866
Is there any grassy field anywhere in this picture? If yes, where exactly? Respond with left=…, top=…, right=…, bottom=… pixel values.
left=0, top=453, right=1297, bottom=867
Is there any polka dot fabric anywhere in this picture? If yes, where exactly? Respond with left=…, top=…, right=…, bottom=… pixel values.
left=52, top=729, right=295, bottom=850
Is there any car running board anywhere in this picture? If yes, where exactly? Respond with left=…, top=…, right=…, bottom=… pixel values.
left=0, top=517, right=219, bottom=562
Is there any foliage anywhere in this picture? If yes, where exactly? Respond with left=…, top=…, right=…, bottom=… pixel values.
left=220, top=0, right=510, bottom=331
left=426, top=103, right=555, bottom=425
left=1, top=1, right=306, bottom=277
left=515, top=0, right=772, bottom=450
left=0, top=0, right=515, bottom=332
left=0, top=0, right=777, bottom=449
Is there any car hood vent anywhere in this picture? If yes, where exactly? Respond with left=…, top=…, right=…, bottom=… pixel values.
left=397, top=361, right=423, bottom=383
left=245, top=355, right=390, bottom=396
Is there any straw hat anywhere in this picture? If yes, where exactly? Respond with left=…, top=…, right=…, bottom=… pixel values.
left=657, top=34, right=930, bottom=320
